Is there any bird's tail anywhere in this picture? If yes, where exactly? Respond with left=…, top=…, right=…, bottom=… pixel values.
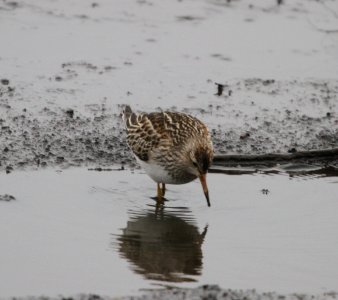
left=122, top=105, right=136, bottom=128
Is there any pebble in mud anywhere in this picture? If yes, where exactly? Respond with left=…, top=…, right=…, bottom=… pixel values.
left=55, top=76, right=63, bottom=82
left=5, top=166, right=13, bottom=174
left=1, top=79, right=10, bottom=85
left=65, top=109, right=74, bottom=118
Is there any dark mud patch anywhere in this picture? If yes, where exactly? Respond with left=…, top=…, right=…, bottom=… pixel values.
left=0, top=106, right=133, bottom=171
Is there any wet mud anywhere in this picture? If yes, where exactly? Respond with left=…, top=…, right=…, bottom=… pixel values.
left=0, top=101, right=131, bottom=171
left=1, top=78, right=337, bottom=172
left=5, top=286, right=338, bottom=300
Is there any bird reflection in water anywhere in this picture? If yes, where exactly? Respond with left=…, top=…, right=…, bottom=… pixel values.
left=113, top=204, right=208, bottom=282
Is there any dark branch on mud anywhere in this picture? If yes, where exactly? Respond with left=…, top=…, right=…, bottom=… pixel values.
left=213, top=148, right=338, bottom=167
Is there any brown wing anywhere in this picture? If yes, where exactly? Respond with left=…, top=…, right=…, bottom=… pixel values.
left=124, top=108, right=208, bottom=161
left=124, top=112, right=160, bottom=161
left=157, top=111, right=209, bottom=146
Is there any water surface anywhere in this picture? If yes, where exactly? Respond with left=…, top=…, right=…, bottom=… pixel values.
left=0, top=168, right=337, bottom=297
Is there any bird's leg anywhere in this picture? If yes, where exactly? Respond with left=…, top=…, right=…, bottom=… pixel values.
left=157, top=183, right=164, bottom=203
left=161, top=183, right=166, bottom=197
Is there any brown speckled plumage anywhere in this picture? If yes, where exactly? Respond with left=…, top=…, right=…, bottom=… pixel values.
left=123, top=105, right=213, bottom=206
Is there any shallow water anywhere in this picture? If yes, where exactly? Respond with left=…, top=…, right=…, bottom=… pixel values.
left=0, top=168, right=337, bottom=297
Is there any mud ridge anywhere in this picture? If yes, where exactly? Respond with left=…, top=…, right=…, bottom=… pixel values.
left=4, top=285, right=338, bottom=300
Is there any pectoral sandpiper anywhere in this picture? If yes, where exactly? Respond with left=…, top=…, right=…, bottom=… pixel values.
left=123, top=105, right=214, bottom=207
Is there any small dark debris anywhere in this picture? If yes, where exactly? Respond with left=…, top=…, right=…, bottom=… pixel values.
left=87, top=167, right=126, bottom=171
left=6, top=165, right=13, bottom=174
left=55, top=76, right=63, bottom=82
left=76, top=14, right=89, bottom=19
left=1, top=79, right=10, bottom=85
left=91, top=2, right=99, bottom=8
left=288, top=148, right=297, bottom=153
left=215, top=83, right=225, bottom=96
left=261, top=189, right=270, bottom=195
left=88, top=294, right=102, bottom=300
left=326, top=112, right=331, bottom=117
left=104, top=66, right=115, bottom=71
left=176, top=15, right=203, bottom=22
left=240, top=132, right=250, bottom=140
left=6, top=1, right=19, bottom=8
left=66, top=109, right=74, bottom=118
left=0, top=194, right=16, bottom=202
left=211, top=53, right=232, bottom=61
left=244, top=18, right=254, bottom=23
left=56, top=156, right=65, bottom=163
left=262, top=79, right=275, bottom=85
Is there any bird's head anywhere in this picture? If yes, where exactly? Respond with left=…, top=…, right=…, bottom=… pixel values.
left=187, top=144, right=213, bottom=207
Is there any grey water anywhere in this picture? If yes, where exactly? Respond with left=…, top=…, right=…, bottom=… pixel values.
left=0, top=168, right=337, bottom=297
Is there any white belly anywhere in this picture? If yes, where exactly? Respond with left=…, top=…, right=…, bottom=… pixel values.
left=136, top=158, right=179, bottom=184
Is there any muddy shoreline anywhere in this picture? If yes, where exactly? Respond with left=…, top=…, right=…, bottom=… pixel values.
left=1, top=78, right=337, bottom=173
left=5, top=285, right=338, bottom=300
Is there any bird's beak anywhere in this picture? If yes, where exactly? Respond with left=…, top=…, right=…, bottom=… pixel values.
left=199, top=174, right=210, bottom=207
